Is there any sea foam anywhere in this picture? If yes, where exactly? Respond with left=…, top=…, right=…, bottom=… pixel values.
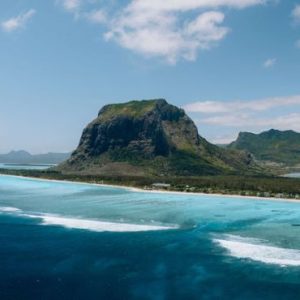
left=0, top=206, right=21, bottom=213
left=0, top=205, right=178, bottom=232
left=214, top=234, right=300, bottom=267
left=24, top=213, right=178, bottom=232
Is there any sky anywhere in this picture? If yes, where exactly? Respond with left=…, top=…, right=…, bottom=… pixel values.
left=0, top=0, right=300, bottom=153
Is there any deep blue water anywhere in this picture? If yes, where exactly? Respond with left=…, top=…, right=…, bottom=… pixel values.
left=1, top=175, right=300, bottom=300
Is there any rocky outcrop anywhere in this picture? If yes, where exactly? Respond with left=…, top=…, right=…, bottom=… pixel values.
left=59, top=99, right=258, bottom=176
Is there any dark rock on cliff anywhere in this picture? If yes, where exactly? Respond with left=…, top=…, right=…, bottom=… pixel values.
left=59, top=99, right=259, bottom=176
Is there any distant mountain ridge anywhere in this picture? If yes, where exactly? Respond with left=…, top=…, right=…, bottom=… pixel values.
left=228, top=129, right=300, bottom=166
left=58, top=99, right=260, bottom=176
left=0, top=150, right=71, bottom=164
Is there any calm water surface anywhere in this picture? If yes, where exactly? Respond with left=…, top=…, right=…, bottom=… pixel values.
left=284, top=172, right=300, bottom=178
left=0, top=175, right=300, bottom=300
left=0, top=163, right=53, bottom=170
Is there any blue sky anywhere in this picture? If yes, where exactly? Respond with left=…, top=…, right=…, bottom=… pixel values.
left=0, top=0, right=300, bottom=153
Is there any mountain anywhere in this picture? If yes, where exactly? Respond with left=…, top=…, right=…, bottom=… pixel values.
left=228, top=129, right=300, bottom=165
left=0, top=150, right=71, bottom=165
left=59, top=99, right=259, bottom=177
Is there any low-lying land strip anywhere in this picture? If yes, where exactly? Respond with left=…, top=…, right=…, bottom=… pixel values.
left=1, top=169, right=300, bottom=200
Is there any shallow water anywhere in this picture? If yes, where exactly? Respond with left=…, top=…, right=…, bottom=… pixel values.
left=0, top=163, right=53, bottom=170
left=1, top=175, right=300, bottom=299
left=284, top=172, right=300, bottom=178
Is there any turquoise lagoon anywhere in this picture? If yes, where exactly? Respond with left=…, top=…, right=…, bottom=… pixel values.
left=0, top=175, right=300, bottom=299
left=285, top=173, right=300, bottom=178
left=0, top=163, right=54, bottom=170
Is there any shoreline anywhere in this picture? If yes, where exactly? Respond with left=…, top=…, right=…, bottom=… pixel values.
left=1, top=173, right=300, bottom=204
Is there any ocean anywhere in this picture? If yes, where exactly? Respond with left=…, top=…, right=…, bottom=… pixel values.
left=0, top=175, right=300, bottom=299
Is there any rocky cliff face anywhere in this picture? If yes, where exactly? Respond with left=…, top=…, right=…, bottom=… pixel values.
left=228, top=129, right=300, bottom=165
left=59, top=99, right=257, bottom=176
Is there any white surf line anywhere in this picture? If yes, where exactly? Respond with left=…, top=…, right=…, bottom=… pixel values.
left=0, top=205, right=179, bottom=232
left=214, top=234, right=300, bottom=267
left=0, top=206, right=21, bottom=213
left=0, top=205, right=178, bottom=232
left=22, top=213, right=179, bottom=233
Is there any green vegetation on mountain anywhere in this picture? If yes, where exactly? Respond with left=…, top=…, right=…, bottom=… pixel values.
left=228, top=129, right=300, bottom=166
left=58, top=99, right=261, bottom=176
left=98, top=100, right=158, bottom=121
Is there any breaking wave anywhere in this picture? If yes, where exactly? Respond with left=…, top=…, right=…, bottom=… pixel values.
left=0, top=206, right=178, bottom=232
left=0, top=206, right=22, bottom=213
left=27, top=213, right=178, bottom=232
left=214, top=234, right=300, bottom=267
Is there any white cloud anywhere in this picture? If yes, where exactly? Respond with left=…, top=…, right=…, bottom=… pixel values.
left=201, top=112, right=300, bottom=133
left=184, top=95, right=300, bottom=114
left=104, top=0, right=266, bottom=64
left=61, top=0, right=81, bottom=12
left=1, top=9, right=36, bottom=33
left=58, top=0, right=106, bottom=23
left=201, top=113, right=251, bottom=126
left=185, top=95, right=300, bottom=139
left=125, top=0, right=267, bottom=12
left=85, top=9, right=106, bottom=24
left=292, top=4, right=300, bottom=23
left=184, top=100, right=230, bottom=113
left=106, top=10, right=229, bottom=64
left=263, top=58, right=276, bottom=68
left=55, top=0, right=268, bottom=63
